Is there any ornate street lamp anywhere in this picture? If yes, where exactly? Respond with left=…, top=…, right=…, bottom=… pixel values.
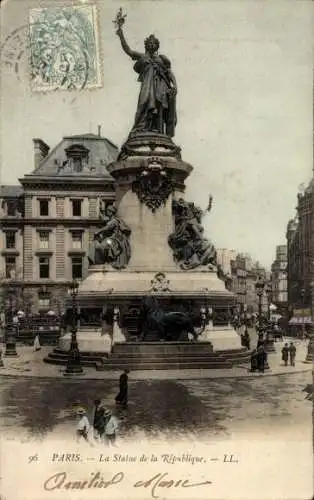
left=64, top=280, right=83, bottom=375
left=255, top=277, right=265, bottom=327
left=305, top=281, right=314, bottom=363
left=4, top=287, right=18, bottom=357
left=264, top=283, right=276, bottom=352
left=265, top=284, right=272, bottom=322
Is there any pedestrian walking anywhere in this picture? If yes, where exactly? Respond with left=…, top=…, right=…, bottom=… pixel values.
left=289, top=342, right=296, bottom=366
left=33, top=334, right=41, bottom=352
left=257, top=333, right=264, bottom=349
left=104, top=409, right=119, bottom=446
left=115, top=369, right=129, bottom=406
left=243, top=328, right=250, bottom=350
left=93, top=399, right=105, bottom=443
left=75, top=407, right=90, bottom=443
left=281, top=343, right=289, bottom=366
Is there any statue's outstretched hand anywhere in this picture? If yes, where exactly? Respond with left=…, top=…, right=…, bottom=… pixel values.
left=207, top=194, right=213, bottom=212
left=114, top=8, right=127, bottom=34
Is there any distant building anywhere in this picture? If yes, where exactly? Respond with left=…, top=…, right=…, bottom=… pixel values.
left=230, top=253, right=269, bottom=314
left=286, top=179, right=313, bottom=329
left=216, top=248, right=236, bottom=275
left=0, top=133, right=117, bottom=315
left=271, top=245, right=288, bottom=312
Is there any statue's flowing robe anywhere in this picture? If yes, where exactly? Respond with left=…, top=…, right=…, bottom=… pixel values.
left=132, top=54, right=177, bottom=136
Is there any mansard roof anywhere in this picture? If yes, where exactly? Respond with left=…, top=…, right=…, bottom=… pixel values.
left=24, top=133, right=118, bottom=180
left=0, top=185, right=23, bottom=198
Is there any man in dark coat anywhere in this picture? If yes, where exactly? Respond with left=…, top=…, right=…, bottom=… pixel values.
left=115, top=369, right=130, bottom=406
left=257, top=345, right=266, bottom=373
left=257, top=333, right=264, bottom=349
left=250, top=349, right=258, bottom=372
left=242, top=328, right=251, bottom=350
left=289, top=342, right=296, bottom=366
left=93, top=399, right=105, bottom=442
left=281, top=343, right=289, bottom=366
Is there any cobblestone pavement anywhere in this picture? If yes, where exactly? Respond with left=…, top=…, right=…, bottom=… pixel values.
left=0, top=370, right=311, bottom=443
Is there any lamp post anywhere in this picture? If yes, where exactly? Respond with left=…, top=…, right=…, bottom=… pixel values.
left=265, top=284, right=272, bottom=322
left=305, top=281, right=314, bottom=363
left=4, top=287, right=18, bottom=357
left=64, top=280, right=83, bottom=375
left=299, top=287, right=306, bottom=339
left=255, top=277, right=265, bottom=330
left=264, top=283, right=275, bottom=352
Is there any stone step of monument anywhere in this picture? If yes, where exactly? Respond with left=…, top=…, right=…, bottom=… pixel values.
left=52, top=348, right=109, bottom=359
left=109, top=352, right=220, bottom=359
left=215, top=349, right=251, bottom=364
left=215, top=348, right=249, bottom=354
left=43, top=348, right=108, bottom=369
left=108, top=354, right=228, bottom=362
left=96, top=360, right=233, bottom=371
left=44, top=357, right=103, bottom=369
left=46, top=351, right=108, bottom=362
left=112, top=342, right=214, bottom=356
left=43, top=344, right=250, bottom=370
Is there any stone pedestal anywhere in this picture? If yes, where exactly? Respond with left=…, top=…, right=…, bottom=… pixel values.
left=59, top=329, right=112, bottom=354
left=199, top=326, right=242, bottom=351
left=55, top=132, right=240, bottom=369
left=107, top=132, right=192, bottom=272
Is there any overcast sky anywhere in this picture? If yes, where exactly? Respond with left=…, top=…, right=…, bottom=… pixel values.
left=1, top=0, right=313, bottom=268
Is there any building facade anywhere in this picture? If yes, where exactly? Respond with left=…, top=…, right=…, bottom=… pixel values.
left=0, top=133, right=118, bottom=315
left=286, top=179, right=313, bottom=328
left=270, top=245, right=288, bottom=314
left=216, top=248, right=237, bottom=276
left=230, top=253, right=269, bottom=315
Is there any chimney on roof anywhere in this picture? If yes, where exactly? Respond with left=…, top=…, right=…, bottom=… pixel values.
left=97, top=125, right=101, bottom=137
left=33, top=138, right=50, bottom=169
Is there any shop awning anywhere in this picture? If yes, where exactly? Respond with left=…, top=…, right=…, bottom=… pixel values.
left=289, top=316, right=312, bottom=325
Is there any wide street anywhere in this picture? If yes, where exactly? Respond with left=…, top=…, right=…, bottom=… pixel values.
left=0, top=367, right=311, bottom=443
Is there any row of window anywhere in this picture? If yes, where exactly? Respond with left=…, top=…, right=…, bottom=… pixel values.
left=38, top=199, right=82, bottom=217
left=3, top=230, right=84, bottom=249
left=5, top=256, right=83, bottom=280
left=2, top=199, right=84, bottom=217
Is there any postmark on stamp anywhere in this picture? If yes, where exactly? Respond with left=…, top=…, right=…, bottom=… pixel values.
left=0, top=25, right=30, bottom=81
left=28, top=4, right=101, bottom=92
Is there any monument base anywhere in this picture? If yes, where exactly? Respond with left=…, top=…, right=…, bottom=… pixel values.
left=44, top=327, right=250, bottom=370
left=42, top=266, right=252, bottom=370
left=199, top=326, right=242, bottom=351
left=59, top=330, right=112, bottom=354
left=77, top=267, right=234, bottom=302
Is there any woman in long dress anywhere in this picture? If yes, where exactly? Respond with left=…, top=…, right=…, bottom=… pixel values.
left=116, top=25, right=177, bottom=137
left=115, top=369, right=129, bottom=406
left=33, top=334, right=41, bottom=351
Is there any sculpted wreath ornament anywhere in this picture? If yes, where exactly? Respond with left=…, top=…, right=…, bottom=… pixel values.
left=132, top=162, right=173, bottom=213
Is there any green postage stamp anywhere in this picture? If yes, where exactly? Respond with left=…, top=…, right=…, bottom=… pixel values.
left=29, top=4, right=101, bottom=92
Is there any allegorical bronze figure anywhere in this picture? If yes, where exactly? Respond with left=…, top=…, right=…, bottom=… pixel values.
left=88, top=203, right=131, bottom=269
left=114, top=8, right=177, bottom=137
